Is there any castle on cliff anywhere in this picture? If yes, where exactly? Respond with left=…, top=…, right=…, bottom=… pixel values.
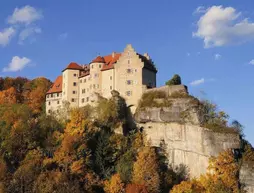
left=45, top=44, right=157, bottom=114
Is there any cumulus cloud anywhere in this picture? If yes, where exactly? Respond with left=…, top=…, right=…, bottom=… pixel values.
left=59, top=32, right=68, bottom=40
left=190, top=78, right=205, bottom=86
left=7, top=5, right=42, bottom=25
left=214, top=54, right=222, bottom=60
left=19, top=27, right=42, bottom=44
left=193, top=6, right=254, bottom=48
left=0, top=27, right=15, bottom=46
left=3, top=56, right=31, bottom=72
left=249, top=59, right=254, bottom=65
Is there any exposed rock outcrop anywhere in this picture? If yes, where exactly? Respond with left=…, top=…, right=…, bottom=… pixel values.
left=135, top=85, right=241, bottom=178
left=240, top=162, right=254, bottom=192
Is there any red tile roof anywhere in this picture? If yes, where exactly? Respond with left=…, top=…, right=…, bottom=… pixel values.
left=47, top=76, right=62, bottom=94
left=101, top=53, right=121, bottom=71
left=91, top=56, right=105, bottom=63
left=62, top=62, right=83, bottom=72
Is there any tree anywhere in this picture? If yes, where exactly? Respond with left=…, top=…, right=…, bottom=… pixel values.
left=0, top=87, right=18, bottom=104
left=165, top=74, right=181, bottom=86
left=132, top=147, right=160, bottom=193
left=104, top=173, right=125, bottom=193
left=126, top=184, right=148, bottom=193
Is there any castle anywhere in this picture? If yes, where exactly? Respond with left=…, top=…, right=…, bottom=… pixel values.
left=46, top=44, right=157, bottom=114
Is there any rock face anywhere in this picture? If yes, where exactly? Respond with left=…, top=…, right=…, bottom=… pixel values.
left=240, top=162, right=254, bottom=192
left=135, top=85, right=240, bottom=178
left=137, top=122, right=240, bottom=177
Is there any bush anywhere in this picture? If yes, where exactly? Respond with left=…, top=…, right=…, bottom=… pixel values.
left=138, top=91, right=172, bottom=109
left=166, top=74, right=181, bottom=86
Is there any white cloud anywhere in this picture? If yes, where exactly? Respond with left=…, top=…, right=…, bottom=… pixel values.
left=3, top=56, right=31, bottom=72
left=194, top=6, right=206, bottom=14
left=249, top=59, right=254, bottom=65
left=59, top=32, right=68, bottom=40
left=214, top=54, right=222, bottom=60
left=193, top=6, right=254, bottom=48
left=0, top=27, right=15, bottom=46
left=8, top=5, right=42, bottom=25
left=190, top=78, right=205, bottom=86
left=19, top=27, right=42, bottom=44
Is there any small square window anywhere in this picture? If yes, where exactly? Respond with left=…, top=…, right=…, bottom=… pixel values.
left=126, top=91, right=132, bottom=96
left=71, top=98, right=75, bottom=102
left=127, top=69, right=132, bottom=73
left=51, top=94, right=53, bottom=98
left=86, top=97, right=89, bottom=102
left=82, top=98, right=85, bottom=103
left=57, top=93, right=59, bottom=97
left=73, top=91, right=76, bottom=94
left=48, top=102, right=51, bottom=105
left=48, top=110, right=51, bottom=113
left=126, top=80, right=132, bottom=85
left=74, top=73, right=77, bottom=77
left=57, top=101, right=60, bottom=104
left=73, top=82, right=77, bottom=86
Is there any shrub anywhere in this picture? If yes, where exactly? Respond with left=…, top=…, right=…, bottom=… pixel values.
left=165, top=74, right=181, bottom=86
left=138, top=91, right=171, bottom=109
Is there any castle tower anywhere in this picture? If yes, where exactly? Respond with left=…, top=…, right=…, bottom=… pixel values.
left=62, top=62, right=83, bottom=107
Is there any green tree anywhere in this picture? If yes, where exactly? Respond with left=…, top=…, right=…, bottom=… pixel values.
left=165, top=74, right=181, bottom=86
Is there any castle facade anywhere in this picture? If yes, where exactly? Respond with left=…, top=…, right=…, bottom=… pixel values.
left=45, top=44, right=157, bottom=114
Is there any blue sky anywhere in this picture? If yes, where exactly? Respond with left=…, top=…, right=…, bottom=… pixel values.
left=0, top=0, right=254, bottom=145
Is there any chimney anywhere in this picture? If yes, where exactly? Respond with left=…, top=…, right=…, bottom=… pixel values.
left=112, top=52, right=116, bottom=58
left=144, top=53, right=150, bottom=60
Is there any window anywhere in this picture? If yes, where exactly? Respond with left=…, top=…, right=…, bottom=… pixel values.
left=126, top=69, right=132, bottom=73
left=73, top=82, right=77, bottom=86
left=48, top=101, right=51, bottom=105
left=73, top=91, right=76, bottom=94
left=99, top=64, right=101, bottom=68
left=71, top=98, right=75, bottom=102
left=51, top=94, right=53, bottom=98
left=126, top=80, right=133, bottom=85
left=110, top=76, right=112, bottom=80
left=82, top=89, right=85, bottom=94
left=126, top=91, right=132, bottom=96
left=86, top=97, right=89, bottom=102
left=80, top=80, right=82, bottom=83
left=57, top=101, right=60, bottom=104
left=128, top=60, right=130, bottom=64
left=74, top=73, right=77, bottom=77
left=57, top=93, right=59, bottom=97
left=48, top=110, right=51, bottom=113
left=93, top=84, right=95, bottom=89
left=110, top=86, right=112, bottom=90
left=82, top=98, right=85, bottom=103
left=84, top=78, right=86, bottom=83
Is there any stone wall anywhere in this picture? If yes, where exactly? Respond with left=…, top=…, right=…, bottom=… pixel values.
left=240, top=162, right=254, bottom=192
left=137, top=122, right=240, bottom=178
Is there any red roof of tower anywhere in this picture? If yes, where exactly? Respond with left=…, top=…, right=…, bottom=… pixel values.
left=62, top=62, right=83, bottom=71
left=91, top=56, right=105, bottom=63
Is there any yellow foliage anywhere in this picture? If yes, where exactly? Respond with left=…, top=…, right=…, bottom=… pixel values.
left=132, top=147, right=160, bottom=193
left=171, top=179, right=204, bottom=193
left=104, top=173, right=125, bottom=193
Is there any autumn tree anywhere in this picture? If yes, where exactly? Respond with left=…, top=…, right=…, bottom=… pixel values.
left=0, top=87, right=18, bottom=104
left=132, top=147, right=160, bottom=193
left=104, top=173, right=125, bottom=193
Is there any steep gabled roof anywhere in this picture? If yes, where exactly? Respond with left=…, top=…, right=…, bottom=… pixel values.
left=62, top=62, right=83, bottom=72
left=101, top=53, right=121, bottom=71
left=47, top=76, right=62, bottom=94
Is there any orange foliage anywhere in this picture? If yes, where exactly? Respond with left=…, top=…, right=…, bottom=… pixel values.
left=126, top=184, right=148, bottom=193
left=0, top=87, right=17, bottom=104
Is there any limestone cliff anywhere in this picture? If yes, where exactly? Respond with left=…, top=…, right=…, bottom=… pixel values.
left=134, top=85, right=241, bottom=178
